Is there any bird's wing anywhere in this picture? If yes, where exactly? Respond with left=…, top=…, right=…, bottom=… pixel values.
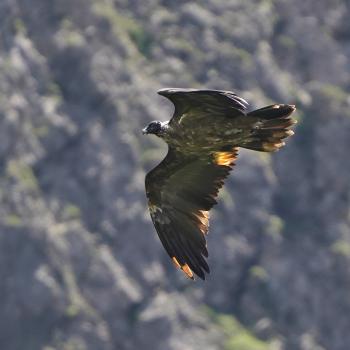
left=157, top=88, right=248, bottom=126
left=145, top=146, right=238, bottom=280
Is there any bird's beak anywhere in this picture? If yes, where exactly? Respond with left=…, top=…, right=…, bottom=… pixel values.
left=142, top=127, right=148, bottom=135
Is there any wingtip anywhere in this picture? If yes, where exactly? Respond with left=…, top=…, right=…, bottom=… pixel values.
left=157, top=87, right=195, bottom=96
left=171, top=256, right=211, bottom=281
left=157, top=88, right=171, bottom=96
left=181, top=264, right=194, bottom=280
left=158, top=88, right=184, bottom=98
left=172, top=257, right=196, bottom=280
left=197, top=268, right=209, bottom=280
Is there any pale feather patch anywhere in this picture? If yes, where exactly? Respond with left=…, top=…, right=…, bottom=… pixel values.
left=195, top=210, right=210, bottom=235
left=149, top=203, right=171, bottom=224
left=178, top=113, right=189, bottom=124
left=149, top=203, right=162, bottom=214
left=181, top=264, right=194, bottom=279
left=213, top=151, right=237, bottom=166
left=172, top=257, right=181, bottom=269
left=172, top=257, right=194, bottom=280
left=224, top=129, right=242, bottom=135
left=271, top=129, right=295, bottom=139
left=262, top=141, right=286, bottom=152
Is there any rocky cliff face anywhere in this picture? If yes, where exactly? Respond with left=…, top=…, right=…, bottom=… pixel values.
left=0, top=1, right=349, bottom=349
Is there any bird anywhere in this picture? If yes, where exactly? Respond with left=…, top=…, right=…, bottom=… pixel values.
left=143, top=88, right=296, bottom=280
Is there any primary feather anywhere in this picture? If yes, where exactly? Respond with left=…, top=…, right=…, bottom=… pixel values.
left=144, top=88, right=296, bottom=280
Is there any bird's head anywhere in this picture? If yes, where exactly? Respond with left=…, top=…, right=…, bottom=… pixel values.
left=142, top=121, right=167, bottom=136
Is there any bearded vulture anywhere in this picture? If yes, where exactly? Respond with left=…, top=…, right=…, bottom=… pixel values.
left=143, top=88, right=296, bottom=280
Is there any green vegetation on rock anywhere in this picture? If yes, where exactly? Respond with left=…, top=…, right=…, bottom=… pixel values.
left=204, top=307, right=271, bottom=350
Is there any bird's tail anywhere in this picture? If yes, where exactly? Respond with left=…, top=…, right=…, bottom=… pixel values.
left=239, top=104, right=297, bottom=152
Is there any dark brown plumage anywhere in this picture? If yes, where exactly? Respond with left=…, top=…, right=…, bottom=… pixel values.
left=143, top=88, right=296, bottom=280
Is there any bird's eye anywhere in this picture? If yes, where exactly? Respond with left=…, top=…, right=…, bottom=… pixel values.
left=151, top=122, right=161, bottom=132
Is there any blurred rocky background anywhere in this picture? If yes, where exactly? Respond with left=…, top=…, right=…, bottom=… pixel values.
left=0, top=0, right=350, bottom=349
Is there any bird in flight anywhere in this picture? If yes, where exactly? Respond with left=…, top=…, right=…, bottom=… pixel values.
left=143, top=88, right=296, bottom=280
